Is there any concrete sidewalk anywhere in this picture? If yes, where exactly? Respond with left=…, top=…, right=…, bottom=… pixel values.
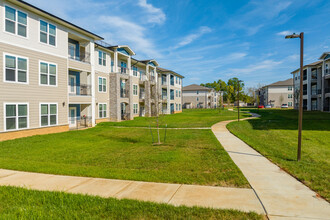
left=0, top=169, right=265, bottom=214
left=212, top=115, right=330, bottom=220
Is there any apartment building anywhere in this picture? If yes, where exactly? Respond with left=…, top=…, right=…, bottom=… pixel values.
left=291, top=52, right=330, bottom=111
left=257, top=79, right=294, bottom=108
left=182, top=84, right=222, bottom=109
left=0, top=0, right=184, bottom=140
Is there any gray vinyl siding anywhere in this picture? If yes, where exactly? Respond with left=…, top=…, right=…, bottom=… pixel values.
left=0, top=42, right=68, bottom=132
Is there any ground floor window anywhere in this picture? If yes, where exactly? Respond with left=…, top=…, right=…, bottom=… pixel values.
left=5, top=103, right=28, bottom=131
left=41, top=103, right=57, bottom=126
left=99, top=103, right=107, bottom=118
left=179, top=104, right=181, bottom=110
left=288, top=102, right=293, bottom=107
left=133, top=103, right=138, bottom=114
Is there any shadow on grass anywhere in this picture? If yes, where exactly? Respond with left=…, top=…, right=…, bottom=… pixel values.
left=245, top=109, right=330, bottom=131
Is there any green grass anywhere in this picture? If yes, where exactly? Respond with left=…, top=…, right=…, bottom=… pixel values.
left=0, top=125, right=249, bottom=188
left=0, top=186, right=263, bottom=219
left=227, top=109, right=330, bottom=201
left=103, top=108, right=250, bottom=128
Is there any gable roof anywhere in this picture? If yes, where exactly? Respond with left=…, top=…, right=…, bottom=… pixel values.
left=319, top=52, right=330, bottom=60
left=183, top=84, right=212, bottom=91
left=13, top=0, right=103, bottom=40
left=266, top=78, right=293, bottom=87
left=140, top=59, right=159, bottom=67
left=109, top=45, right=136, bottom=56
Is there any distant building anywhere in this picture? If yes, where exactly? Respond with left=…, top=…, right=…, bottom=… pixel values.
left=291, top=52, right=330, bottom=111
left=182, top=84, right=222, bottom=109
left=257, top=79, right=294, bottom=108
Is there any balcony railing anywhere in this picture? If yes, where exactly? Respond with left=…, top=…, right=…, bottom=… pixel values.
left=120, top=88, right=129, bottom=98
left=150, top=75, right=156, bottom=82
left=170, top=80, right=174, bottom=86
left=68, top=47, right=90, bottom=63
left=68, top=83, right=92, bottom=96
left=140, top=74, right=146, bottom=81
left=118, top=67, right=128, bottom=75
left=69, top=116, right=92, bottom=130
left=311, top=71, right=317, bottom=80
left=162, top=95, right=168, bottom=100
left=139, top=93, right=145, bottom=99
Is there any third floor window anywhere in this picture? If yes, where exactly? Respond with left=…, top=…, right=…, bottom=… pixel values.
left=5, top=6, right=27, bottom=37
left=98, top=51, right=106, bottom=66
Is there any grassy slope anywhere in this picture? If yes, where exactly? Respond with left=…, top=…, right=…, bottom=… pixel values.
left=227, top=109, right=330, bottom=200
left=0, top=186, right=263, bottom=220
left=0, top=126, right=249, bottom=188
left=103, top=109, right=250, bottom=128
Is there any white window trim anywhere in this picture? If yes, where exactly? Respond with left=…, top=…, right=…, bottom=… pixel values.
left=98, top=51, right=106, bottom=66
left=38, top=19, right=57, bottom=47
left=133, top=84, right=138, bottom=96
left=3, top=4, right=29, bottom=39
left=39, top=60, right=58, bottom=87
left=3, top=52, right=29, bottom=84
left=98, top=103, right=107, bottom=118
left=4, top=102, right=29, bottom=131
left=133, top=103, right=139, bottom=114
left=98, top=76, right=107, bottom=93
left=39, top=103, right=58, bottom=127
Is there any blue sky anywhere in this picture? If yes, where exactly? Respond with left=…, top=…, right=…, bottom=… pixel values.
left=27, top=0, right=330, bottom=88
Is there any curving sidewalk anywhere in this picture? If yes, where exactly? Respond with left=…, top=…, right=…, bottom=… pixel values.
left=212, top=114, right=330, bottom=220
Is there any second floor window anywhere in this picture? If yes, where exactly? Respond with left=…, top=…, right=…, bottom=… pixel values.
left=40, top=62, right=57, bottom=86
left=132, top=66, right=138, bottom=76
left=99, top=51, right=106, bottom=66
left=5, top=54, right=28, bottom=83
left=40, top=20, right=56, bottom=46
left=288, top=94, right=293, bottom=99
left=176, top=90, right=178, bottom=97
left=133, top=85, right=138, bottom=95
left=98, top=77, right=106, bottom=92
left=288, top=86, right=292, bottom=91
left=5, top=6, right=27, bottom=37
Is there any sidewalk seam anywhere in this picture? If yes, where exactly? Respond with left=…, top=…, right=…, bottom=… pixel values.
left=167, top=184, right=183, bottom=204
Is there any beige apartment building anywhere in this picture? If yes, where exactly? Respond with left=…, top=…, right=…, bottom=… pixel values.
left=182, top=84, right=222, bottom=109
left=0, top=0, right=184, bottom=140
left=257, top=79, right=294, bottom=108
left=291, top=52, right=330, bottom=111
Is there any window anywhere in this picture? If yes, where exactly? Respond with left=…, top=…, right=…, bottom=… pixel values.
left=99, top=104, right=107, bottom=118
left=326, top=64, right=329, bottom=74
left=197, top=91, right=199, bottom=95
left=40, top=20, right=56, bottom=46
left=288, top=94, right=293, bottom=99
left=5, top=103, right=28, bottom=131
left=98, top=51, right=106, bottom=66
left=179, top=91, right=181, bottom=97
left=288, top=102, right=293, bottom=107
left=40, top=103, right=57, bottom=126
left=176, top=104, right=178, bottom=111
left=176, top=90, right=178, bottom=97
left=132, top=66, right=138, bottom=76
left=98, top=77, right=106, bottom=92
left=133, top=104, right=138, bottom=114
left=133, top=85, right=138, bottom=95
left=179, top=104, right=181, bottom=110
left=197, top=97, right=199, bottom=101
left=288, top=86, right=292, bottom=91
left=5, top=6, right=27, bottom=37
left=4, top=54, right=28, bottom=83
left=40, top=61, right=56, bottom=86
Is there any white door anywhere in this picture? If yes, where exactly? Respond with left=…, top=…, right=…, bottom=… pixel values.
left=69, top=43, right=76, bottom=59
left=69, top=75, right=76, bottom=94
left=69, top=107, right=76, bottom=127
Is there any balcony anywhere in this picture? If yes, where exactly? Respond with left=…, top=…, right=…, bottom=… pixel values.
left=118, top=67, right=128, bottom=75
left=325, top=88, right=330, bottom=94
left=68, top=116, right=92, bottom=130
left=68, top=83, right=92, bottom=96
left=68, top=46, right=90, bottom=63
left=139, top=92, right=145, bottom=102
left=139, top=74, right=146, bottom=84
left=162, top=80, right=167, bottom=86
left=120, top=88, right=129, bottom=98
left=150, top=75, right=156, bottom=83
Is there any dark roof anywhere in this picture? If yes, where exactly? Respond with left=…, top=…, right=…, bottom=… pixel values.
left=157, top=67, right=184, bottom=78
left=291, top=60, right=322, bottom=73
left=15, top=0, right=103, bottom=40
left=266, top=78, right=293, bottom=87
left=183, top=84, right=212, bottom=91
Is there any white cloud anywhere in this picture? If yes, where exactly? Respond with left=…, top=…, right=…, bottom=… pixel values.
left=137, top=0, right=166, bottom=24
left=172, top=26, right=212, bottom=50
left=99, top=16, right=161, bottom=58
left=226, top=59, right=283, bottom=75
left=277, top=30, right=295, bottom=36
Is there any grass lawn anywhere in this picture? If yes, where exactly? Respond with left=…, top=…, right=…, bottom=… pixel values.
left=103, top=108, right=250, bottom=128
left=0, top=186, right=263, bottom=220
left=227, top=109, right=330, bottom=201
left=0, top=125, right=249, bottom=188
